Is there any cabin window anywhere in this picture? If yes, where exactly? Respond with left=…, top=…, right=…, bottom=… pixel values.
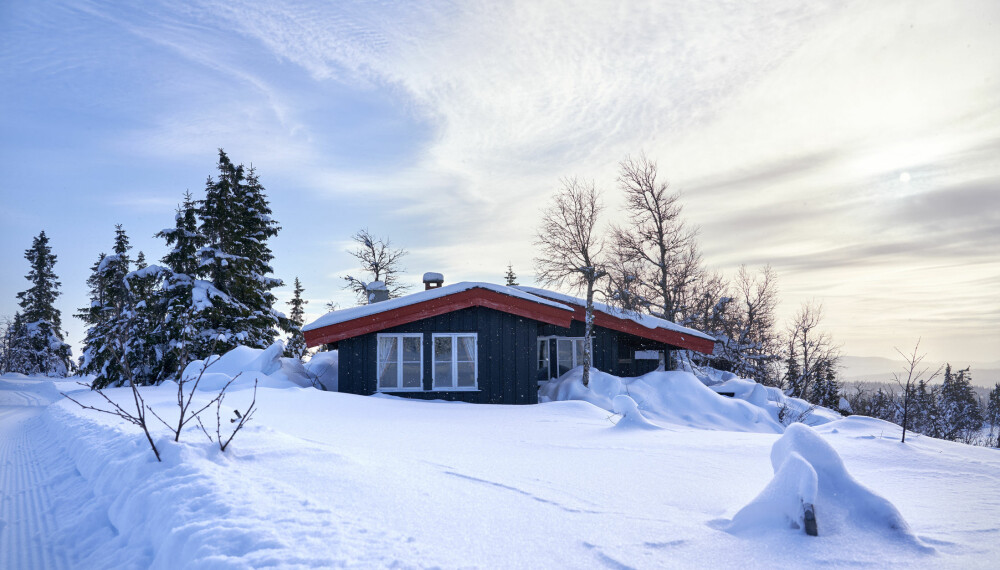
left=376, top=334, right=423, bottom=391
left=538, top=336, right=592, bottom=377
left=432, top=333, right=478, bottom=390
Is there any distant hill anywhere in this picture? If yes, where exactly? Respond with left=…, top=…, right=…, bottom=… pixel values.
left=839, top=356, right=1000, bottom=388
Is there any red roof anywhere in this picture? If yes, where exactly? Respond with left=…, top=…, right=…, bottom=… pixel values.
left=304, top=286, right=573, bottom=347
left=303, top=283, right=715, bottom=354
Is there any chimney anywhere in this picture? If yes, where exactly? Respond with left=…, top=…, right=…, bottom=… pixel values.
left=422, top=272, right=444, bottom=290
left=365, top=281, right=389, bottom=304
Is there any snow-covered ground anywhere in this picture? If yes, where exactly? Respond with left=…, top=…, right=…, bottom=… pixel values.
left=2, top=352, right=999, bottom=569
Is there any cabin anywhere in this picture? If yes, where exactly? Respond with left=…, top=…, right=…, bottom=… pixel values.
left=302, top=275, right=715, bottom=405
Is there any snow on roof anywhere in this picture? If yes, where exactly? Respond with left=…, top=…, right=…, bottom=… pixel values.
left=366, top=280, right=387, bottom=291
left=422, top=272, right=444, bottom=282
left=514, top=285, right=716, bottom=342
left=302, top=282, right=573, bottom=333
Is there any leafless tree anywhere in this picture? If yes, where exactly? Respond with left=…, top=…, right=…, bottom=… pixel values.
left=535, top=178, right=607, bottom=387
left=893, top=339, right=941, bottom=443
left=61, top=333, right=162, bottom=461
left=716, top=265, right=783, bottom=384
left=785, top=301, right=840, bottom=399
left=610, top=153, right=701, bottom=322
left=342, top=228, right=410, bottom=303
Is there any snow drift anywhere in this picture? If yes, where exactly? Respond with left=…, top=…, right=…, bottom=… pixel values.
left=725, top=423, right=928, bottom=549
left=540, top=368, right=784, bottom=433
left=179, top=341, right=316, bottom=391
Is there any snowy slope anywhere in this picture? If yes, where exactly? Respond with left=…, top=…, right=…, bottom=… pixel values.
left=2, top=360, right=999, bottom=568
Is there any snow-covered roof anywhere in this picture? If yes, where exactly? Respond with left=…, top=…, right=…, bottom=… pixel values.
left=513, top=286, right=716, bottom=343
left=302, top=282, right=572, bottom=333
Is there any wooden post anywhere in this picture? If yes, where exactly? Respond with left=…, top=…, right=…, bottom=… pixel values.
left=803, top=503, right=818, bottom=536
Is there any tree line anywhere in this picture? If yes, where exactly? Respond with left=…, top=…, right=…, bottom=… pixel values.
left=1, top=150, right=309, bottom=388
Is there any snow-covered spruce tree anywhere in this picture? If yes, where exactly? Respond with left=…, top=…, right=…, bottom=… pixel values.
left=939, top=365, right=984, bottom=443
left=197, top=150, right=284, bottom=353
left=987, top=383, right=1000, bottom=447
left=13, top=231, right=72, bottom=376
left=0, top=313, right=34, bottom=374
left=535, top=177, right=607, bottom=387
left=284, top=277, right=308, bottom=360
left=78, top=226, right=135, bottom=388
left=810, top=358, right=842, bottom=411
left=154, top=191, right=207, bottom=373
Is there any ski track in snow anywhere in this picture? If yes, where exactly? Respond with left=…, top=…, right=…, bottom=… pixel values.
left=0, top=406, right=72, bottom=570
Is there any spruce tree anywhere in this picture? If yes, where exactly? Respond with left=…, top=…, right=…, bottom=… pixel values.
left=197, top=150, right=283, bottom=353
left=504, top=263, right=519, bottom=287
left=79, top=226, right=134, bottom=387
left=987, top=383, right=1000, bottom=447
left=939, top=365, right=984, bottom=442
left=14, top=231, right=72, bottom=376
left=284, top=277, right=308, bottom=360
left=154, top=191, right=207, bottom=373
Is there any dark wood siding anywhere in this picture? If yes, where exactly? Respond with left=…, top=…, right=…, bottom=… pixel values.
left=537, top=321, right=671, bottom=377
left=334, top=306, right=538, bottom=405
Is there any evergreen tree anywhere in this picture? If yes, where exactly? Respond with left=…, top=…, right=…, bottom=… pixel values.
left=986, top=383, right=1000, bottom=447
left=197, top=150, right=283, bottom=352
left=284, top=277, right=308, bottom=360
left=78, top=226, right=134, bottom=387
left=939, top=365, right=984, bottom=442
left=904, top=379, right=940, bottom=438
left=504, top=263, right=519, bottom=287
left=154, top=192, right=207, bottom=373
left=810, top=358, right=841, bottom=410
left=14, top=231, right=72, bottom=376
left=1, top=313, right=33, bottom=374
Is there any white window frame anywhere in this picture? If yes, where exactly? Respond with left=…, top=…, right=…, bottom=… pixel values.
left=537, top=338, right=551, bottom=375
left=431, top=333, right=479, bottom=391
left=539, top=336, right=593, bottom=375
left=376, top=333, right=424, bottom=392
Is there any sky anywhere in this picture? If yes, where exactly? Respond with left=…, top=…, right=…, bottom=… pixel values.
left=2, top=0, right=998, bottom=368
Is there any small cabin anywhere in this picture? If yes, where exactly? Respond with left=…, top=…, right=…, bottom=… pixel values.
left=302, top=278, right=715, bottom=405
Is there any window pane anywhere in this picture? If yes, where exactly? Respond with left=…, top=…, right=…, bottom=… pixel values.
left=379, top=362, right=398, bottom=388
left=457, top=362, right=476, bottom=387
left=434, top=336, right=452, bottom=362
left=557, top=339, right=574, bottom=374
left=402, top=337, right=421, bottom=362
left=457, top=335, right=476, bottom=361
left=402, top=362, right=422, bottom=388
left=434, top=362, right=453, bottom=387
left=378, top=337, right=398, bottom=365
left=575, top=339, right=587, bottom=366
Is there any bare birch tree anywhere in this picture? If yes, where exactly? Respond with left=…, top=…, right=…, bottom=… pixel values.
left=610, top=153, right=701, bottom=322
left=716, top=265, right=783, bottom=384
left=784, top=301, right=840, bottom=400
left=893, top=339, right=941, bottom=443
left=534, top=178, right=607, bottom=387
left=342, top=228, right=410, bottom=303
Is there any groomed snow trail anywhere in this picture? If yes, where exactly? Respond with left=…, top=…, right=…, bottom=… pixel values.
left=0, top=379, right=114, bottom=570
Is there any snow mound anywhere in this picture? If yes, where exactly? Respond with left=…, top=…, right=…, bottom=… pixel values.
left=304, top=350, right=338, bottom=391
left=726, top=424, right=925, bottom=547
left=611, top=395, right=661, bottom=430
left=180, top=342, right=315, bottom=391
left=711, top=378, right=843, bottom=427
left=540, top=368, right=782, bottom=433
